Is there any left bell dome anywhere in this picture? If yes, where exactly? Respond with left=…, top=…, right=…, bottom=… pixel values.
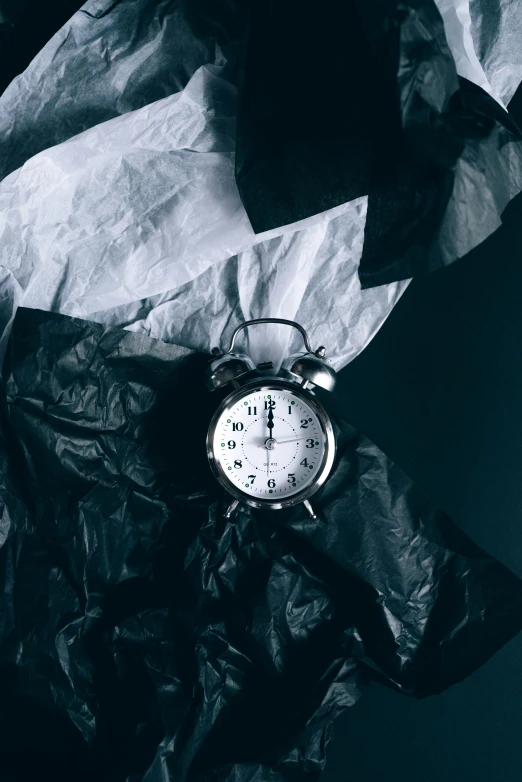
left=205, top=353, right=256, bottom=391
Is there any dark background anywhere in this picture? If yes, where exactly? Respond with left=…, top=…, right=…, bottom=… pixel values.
left=322, top=86, right=522, bottom=782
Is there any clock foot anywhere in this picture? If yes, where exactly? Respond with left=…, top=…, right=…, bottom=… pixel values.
left=224, top=499, right=240, bottom=519
left=303, top=499, right=317, bottom=519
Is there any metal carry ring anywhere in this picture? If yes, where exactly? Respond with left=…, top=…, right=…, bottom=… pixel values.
left=212, top=318, right=325, bottom=358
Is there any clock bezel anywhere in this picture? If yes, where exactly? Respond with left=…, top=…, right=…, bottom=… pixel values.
left=206, top=377, right=336, bottom=510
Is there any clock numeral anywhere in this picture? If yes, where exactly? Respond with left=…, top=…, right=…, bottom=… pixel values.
left=264, top=400, right=276, bottom=410
left=232, top=422, right=244, bottom=431
left=267, top=479, right=276, bottom=489
left=300, top=419, right=309, bottom=428
left=228, top=440, right=236, bottom=449
left=248, top=475, right=256, bottom=484
left=300, top=458, right=310, bottom=467
left=234, top=459, right=242, bottom=469
left=248, top=406, right=257, bottom=416
left=287, top=474, right=295, bottom=483
left=288, top=405, right=292, bottom=414
left=306, top=438, right=315, bottom=448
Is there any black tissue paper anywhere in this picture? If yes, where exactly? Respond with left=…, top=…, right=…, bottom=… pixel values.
left=0, top=307, right=521, bottom=781
left=235, top=0, right=522, bottom=286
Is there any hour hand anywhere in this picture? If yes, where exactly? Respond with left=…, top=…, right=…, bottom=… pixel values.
left=267, top=406, right=274, bottom=436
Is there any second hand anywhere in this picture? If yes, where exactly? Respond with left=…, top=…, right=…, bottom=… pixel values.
left=249, top=436, right=310, bottom=447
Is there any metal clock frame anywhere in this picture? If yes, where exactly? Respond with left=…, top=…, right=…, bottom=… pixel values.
left=206, top=377, right=336, bottom=512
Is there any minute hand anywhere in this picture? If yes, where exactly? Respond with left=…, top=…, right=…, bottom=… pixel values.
left=274, top=436, right=310, bottom=445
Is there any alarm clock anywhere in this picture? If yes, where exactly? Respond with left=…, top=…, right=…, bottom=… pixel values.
left=206, top=318, right=337, bottom=519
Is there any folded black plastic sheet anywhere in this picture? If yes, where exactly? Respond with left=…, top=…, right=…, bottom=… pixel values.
left=359, top=75, right=521, bottom=287
left=235, top=0, right=522, bottom=287
left=1, top=307, right=522, bottom=782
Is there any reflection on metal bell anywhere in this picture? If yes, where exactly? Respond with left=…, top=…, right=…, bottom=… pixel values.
left=206, top=353, right=256, bottom=391
left=282, top=354, right=337, bottom=391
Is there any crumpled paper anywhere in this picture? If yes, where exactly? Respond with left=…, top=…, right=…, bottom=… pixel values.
left=469, top=0, right=522, bottom=106
left=358, top=74, right=522, bottom=286
left=89, top=201, right=407, bottom=371
left=0, top=0, right=521, bottom=368
left=434, top=0, right=504, bottom=102
left=0, top=0, right=84, bottom=97
left=0, top=62, right=407, bottom=369
left=235, top=0, right=522, bottom=287
left=1, top=307, right=522, bottom=782
left=0, top=0, right=242, bottom=182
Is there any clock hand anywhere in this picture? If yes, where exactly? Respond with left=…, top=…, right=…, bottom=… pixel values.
left=274, top=436, right=309, bottom=445
left=250, top=436, right=309, bottom=448
left=267, top=405, right=274, bottom=438
left=267, top=447, right=270, bottom=476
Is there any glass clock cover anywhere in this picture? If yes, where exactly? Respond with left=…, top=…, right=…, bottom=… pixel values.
left=207, top=382, right=335, bottom=506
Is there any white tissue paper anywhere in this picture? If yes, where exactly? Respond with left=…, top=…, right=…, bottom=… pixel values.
left=0, top=0, right=521, bottom=370
left=469, top=0, right=522, bottom=106
left=0, top=63, right=408, bottom=369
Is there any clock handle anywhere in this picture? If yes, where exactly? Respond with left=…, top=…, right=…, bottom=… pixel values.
left=217, top=318, right=326, bottom=359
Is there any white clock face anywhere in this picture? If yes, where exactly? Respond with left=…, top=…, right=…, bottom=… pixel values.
left=210, top=385, right=328, bottom=500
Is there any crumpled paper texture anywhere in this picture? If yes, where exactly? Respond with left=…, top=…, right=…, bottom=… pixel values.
left=0, top=0, right=85, bottom=96
left=89, top=200, right=406, bottom=371
left=0, top=0, right=521, bottom=367
left=235, top=0, right=522, bottom=287
left=0, top=61, right=407, bottom=369
left=359, top=75, right=522, bottom=285
left=469, top=0, right=522, bottom=106
left=0, top=0, right=243, bottom=182
left=434, top=0, right=504, bottom=102
left=1, top=307, right=522, bottom=782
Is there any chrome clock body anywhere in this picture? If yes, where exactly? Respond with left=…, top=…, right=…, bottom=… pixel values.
left=206, top=318, right=337, bottom=518
left=206, top=379, right=335, bottom=511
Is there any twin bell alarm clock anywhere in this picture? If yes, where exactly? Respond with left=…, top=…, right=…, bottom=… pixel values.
left=205, top=318, right=337, bottom=519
